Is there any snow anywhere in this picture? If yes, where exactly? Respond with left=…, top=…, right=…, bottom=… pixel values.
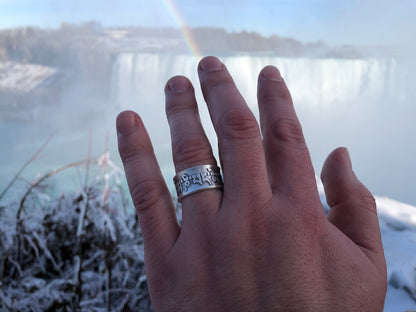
left=0, top=61, right=56, bottom=93
left=378, top=197, right=416, bottom=309
left=385, top=285, right=416, bottom=311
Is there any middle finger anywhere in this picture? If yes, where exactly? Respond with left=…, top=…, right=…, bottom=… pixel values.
left=198, top=56, right=272, bottom=205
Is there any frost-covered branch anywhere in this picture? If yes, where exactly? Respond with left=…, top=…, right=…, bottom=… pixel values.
left=1, top=155, right=152, bottom=311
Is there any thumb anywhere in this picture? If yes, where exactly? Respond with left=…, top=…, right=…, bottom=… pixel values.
left=321, top=147, right=384, bottom=266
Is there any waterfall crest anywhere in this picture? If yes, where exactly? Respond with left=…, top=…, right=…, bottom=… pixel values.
left=112, top=53, right=409, bottom=109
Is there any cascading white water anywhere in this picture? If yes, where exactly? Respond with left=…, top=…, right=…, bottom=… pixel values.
left=113, top=53, right=406, bottom=108
left=112, top=53, right=416, bottom=205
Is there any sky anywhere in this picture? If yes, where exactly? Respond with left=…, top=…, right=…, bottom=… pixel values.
left=0, top=0, right=415, bottom=46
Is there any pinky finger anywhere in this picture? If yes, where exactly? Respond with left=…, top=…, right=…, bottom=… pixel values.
left=117, top=111, right=180, bottom=262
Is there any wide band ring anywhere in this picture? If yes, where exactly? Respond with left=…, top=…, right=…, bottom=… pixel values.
left=173, top=165, right=224, bottom=202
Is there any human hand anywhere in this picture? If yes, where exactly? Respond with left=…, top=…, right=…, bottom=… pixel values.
left=116, top=56, right=387, bottom=311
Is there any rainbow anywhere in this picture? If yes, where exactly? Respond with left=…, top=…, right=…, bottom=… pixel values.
left=161, top=0, right=202, bottom=60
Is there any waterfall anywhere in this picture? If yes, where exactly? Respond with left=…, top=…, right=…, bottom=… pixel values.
left=112, top=53, right=408, bottom=109
left=111, top=53, right=416, bottom=205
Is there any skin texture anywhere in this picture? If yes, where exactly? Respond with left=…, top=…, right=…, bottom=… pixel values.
left=116, top=56, right=387, bottom=311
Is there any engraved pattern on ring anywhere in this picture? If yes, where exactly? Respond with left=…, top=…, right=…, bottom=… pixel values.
left=174, top=165, right=223, bottom=202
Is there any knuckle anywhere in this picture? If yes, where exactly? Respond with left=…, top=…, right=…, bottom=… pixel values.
left=130, top=179, right=166, bottom=215
left=166, top=100, right=194, bottom=119
left=119, top=147, right=138, bottom=164
left=173, top=135, right=213, bottom=166
left=219, top=108, right=260, bottom=141
left=118, top=141, right=148, bottom=164
left=203, top=76, right=235, bottom=95
left=361, top=191, right=376, bottom=207
left=357, top=234, right=382, bottom=252
left=268, top=117, right=306, bottom=147
left=261, top=85, right=292, bottom=104
left=356, top=190, right=377, bottom=216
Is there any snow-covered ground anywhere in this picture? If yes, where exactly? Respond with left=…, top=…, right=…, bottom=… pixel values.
left=0, top=61, right=55, bottom=93
left=317, top=179, right=416, bottom=311
left=378, top=197, right=416, bottom=311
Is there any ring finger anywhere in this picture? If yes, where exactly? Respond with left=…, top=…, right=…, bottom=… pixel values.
left=165, top=75, right=222, bottom=225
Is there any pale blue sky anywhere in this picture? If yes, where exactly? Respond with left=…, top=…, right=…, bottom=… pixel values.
left=0, top=0, right=415, bottom=45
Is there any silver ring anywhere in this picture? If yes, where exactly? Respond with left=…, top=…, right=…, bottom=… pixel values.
left=173, top=165, right=223, bottom=202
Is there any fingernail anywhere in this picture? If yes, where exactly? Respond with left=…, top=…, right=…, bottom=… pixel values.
left=260, top=66, right=283, bottom=82
left=167, top=76, right=190, bottom=94
left=117, top=112, right=137, bottom=136
left=199, top=57, right=223, bottom=72
left=341, top=147, right=352, bottom=169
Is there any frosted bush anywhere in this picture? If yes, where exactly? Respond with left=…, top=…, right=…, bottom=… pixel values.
left=0, top=181, right=153, bottom=311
